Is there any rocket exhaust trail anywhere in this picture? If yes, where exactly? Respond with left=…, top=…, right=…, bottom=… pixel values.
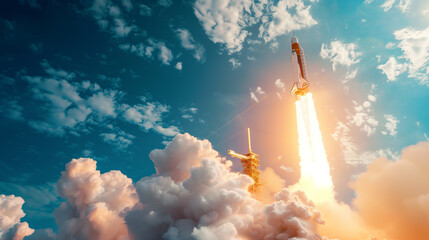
left=296, top=94, right=332, bottom=189
left=289, top=34, right=333, bottom=202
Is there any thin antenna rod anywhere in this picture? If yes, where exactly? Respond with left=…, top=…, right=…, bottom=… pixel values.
left=247, top=128, right=252, bottom=152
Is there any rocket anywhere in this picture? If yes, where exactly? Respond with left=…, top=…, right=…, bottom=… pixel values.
left=290, top=34, right=310, bottom=98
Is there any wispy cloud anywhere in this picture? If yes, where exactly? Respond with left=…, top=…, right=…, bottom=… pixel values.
left=176, top=28, right=205, bottom=62
left=122, top=100, right=180, bottom=137
left=229, top=58, right=241, bottom=69
left=139, top=4, right=152, bottom=16
left=379, top=27, right=429, bottom=85
left=331, top=121, right=398, bottom=165
left=157, top=0, right=172, bottom=7
left=119, top=39, right=174, bottom=66
left=320, top=40, right=361, bottom=72
left=382, top=114, right=399, bottom=136
left=250, top=87, right=265, bottom=103
left=89, top=0, right=135, bottom=38
left=377, top=57, right=407, bottom=81
left=100, top=131, right=135, bottom=150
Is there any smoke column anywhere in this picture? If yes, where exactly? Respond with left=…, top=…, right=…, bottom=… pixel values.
left=294, top=93, right=334, bottom=202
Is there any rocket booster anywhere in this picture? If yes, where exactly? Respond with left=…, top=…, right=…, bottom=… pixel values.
left=290, top=35, right=309, bottom=98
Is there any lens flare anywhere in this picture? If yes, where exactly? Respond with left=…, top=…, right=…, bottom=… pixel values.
left=294, top=93, right=334, bottom=202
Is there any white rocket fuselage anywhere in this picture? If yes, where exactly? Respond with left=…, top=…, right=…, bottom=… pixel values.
left=290, top=36, right=309, bottom=98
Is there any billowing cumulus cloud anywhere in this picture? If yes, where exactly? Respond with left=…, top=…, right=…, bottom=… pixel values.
left=14, top=133, right=326, bottom=240
left=5, top=134, right=429, bottom=239
left=351, top=142, right=429, bottom=239
left=126, top=133, right=323, bottom=240
left=0, top=195, right=34, bottom=240
left=54, top=158, right=139, bottom=240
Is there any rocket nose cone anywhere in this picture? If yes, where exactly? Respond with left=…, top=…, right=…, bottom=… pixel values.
left=291, top=35, right=298, bottom=44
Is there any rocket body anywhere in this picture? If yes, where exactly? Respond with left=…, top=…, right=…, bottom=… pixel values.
left=290, top=35, right=309, bottom=98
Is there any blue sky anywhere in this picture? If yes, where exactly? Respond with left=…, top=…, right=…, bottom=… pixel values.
left=1, top=0, right=429, bottom=232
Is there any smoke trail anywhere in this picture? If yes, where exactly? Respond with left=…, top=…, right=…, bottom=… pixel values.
left=294, top=93, right=334, bottom=202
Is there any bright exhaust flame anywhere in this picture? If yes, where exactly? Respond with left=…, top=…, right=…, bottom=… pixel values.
left=294, top=93, right=334, bottom=202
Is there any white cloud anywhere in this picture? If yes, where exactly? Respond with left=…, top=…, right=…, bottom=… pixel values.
left=139, top=4, right=152, bottom=16
left=11, top=61, right=179, bottom=142
left=90, top=0, right=134, bottom=38
left=113, top=18, right=133, bottom=37
left=121, top=0, right=133, bottom=11
left=180, top=107, right=198, bottom=122
left=100, top=131, right=135, bottom=150
left=255, top=86, right=265, bottom=95
left=346, top=100, right=378, bottom=136
left=193, top=0, right=317, bottom=54
left=23, top=74, right=92, bottom=136
left=250, top=87, right=265, bottom=103
left=176, top=28, right=205, bottom=62
left=1, top=100, right=24, bottom=121
left=120, top=39, right=174, bottom=66
left=148, top=39, right=173, bottom=65
left=258, top=0, right=318, bottom=42
left=250, top=92, right=259, bottom=103
left=381, top=0, right=395, bottom=11
left=119, top=43, right=153, bottom=58
left=55, top=158, right=138, bottom=240
left=383, top=114, right=399, bottom=136
left=345, top=68, right=358, bottom=80
left=157, top=0, right=172, bottom=7
left=0, top=195, right=26, bottom=233
left=153, top=125, right=180, bottom=137
left=41, top=59, right=75, bottom=80
left=385, top=42, right=396, bottom=49
left=377, top=57, right=407, bottom=81
left=12, top=134, right=327, bottom=239
left=127, top=133, right=323, bottom=239
left=275, top=79, right=286, bottom=95
left=229, top=58, right=241, bottom=69
left=122, top=100, right=180, bottom=137
left=394, top=27, right=429, bottom=84
left=379, top=0, right=412, bottom=12
left=87, top=91, right=117, bottom=117
left=368, top=95, right=377, bottom=102
left=380, top=27, right=429, bottom=84
left=193, top=0, right=253, bottom=54
left=175, top=62, right=182, bottom=70
left=320, top=40, right=362, bottom=71
left=331, top=121, right=397, bottom=165
left=0, top=194, right=34, bottom=240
